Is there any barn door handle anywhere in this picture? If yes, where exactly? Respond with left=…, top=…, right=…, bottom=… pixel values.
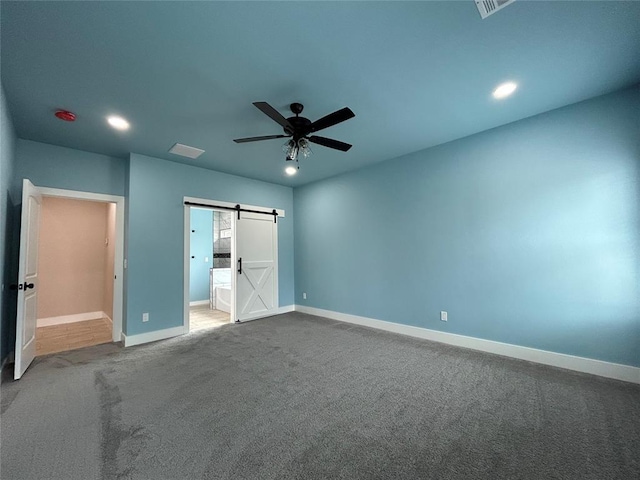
left=237, top=257, right=242, bottom=275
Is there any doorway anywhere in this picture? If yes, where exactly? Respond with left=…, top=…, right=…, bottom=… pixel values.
left=183, top=197, right=282, bottom=330
left=14, top=181, right=124, bottom=379
left=35, top=197, right=116, bottom=355
left=188, top=207, right=233, bottom=331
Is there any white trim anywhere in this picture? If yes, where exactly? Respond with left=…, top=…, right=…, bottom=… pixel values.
left=184, top=205, right=191, bottom=332
left=236, top=305, right=294, bottom=323
left=35, top=185, right=125, bottom=343
left=189, top=300, right=210, bottom=307
left=37, top=187, right=122, bottom=204
left=230, top=207, right=237, bottom=327
left=37, top=311, right=107, bottom=327
left=183, top=195, right=285, bottom=217
left=122, top=326, right=187, bottom=347
left=294, top=305, right=640, bottom=385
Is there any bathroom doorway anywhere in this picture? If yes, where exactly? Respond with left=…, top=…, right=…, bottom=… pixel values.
left=188, top=207, right=233, bottom=331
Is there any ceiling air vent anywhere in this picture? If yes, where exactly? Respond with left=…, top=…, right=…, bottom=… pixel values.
left=169, top=143, right=205, bottom=159
left=475, top=0, right=516, bottom=19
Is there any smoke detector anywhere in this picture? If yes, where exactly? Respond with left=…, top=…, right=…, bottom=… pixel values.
left=55, top=110, right=76, bottom=122
left=476, top=0, right=516, bottom=19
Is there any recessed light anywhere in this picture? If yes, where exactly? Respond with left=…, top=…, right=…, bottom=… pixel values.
left=492, top=82, right=518, bottom=99
left=285, top=166, right=298, bottom=176
left=107, top=115, right=130, bottom=130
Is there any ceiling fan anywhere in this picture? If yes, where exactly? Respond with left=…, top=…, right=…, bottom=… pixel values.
left=234, top=102, right=355, bottom=165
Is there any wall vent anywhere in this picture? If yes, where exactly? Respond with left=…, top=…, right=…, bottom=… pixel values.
left=475, top=0, right=516, bottom=19
left=169, top=143, right=205, bottom=159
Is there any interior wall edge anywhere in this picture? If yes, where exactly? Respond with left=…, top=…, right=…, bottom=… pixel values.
left=0, top=82, right=19, bottom=364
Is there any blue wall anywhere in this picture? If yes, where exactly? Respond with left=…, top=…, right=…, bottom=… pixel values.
left=189, top=208, right=213, bottom=302
left=126, top=153, right=294, bottom=336
left=294, top=86, right=640, bottom=367
left=13, top=139, right=127, bottom=198
left=1, top=85, right=18, bottom=363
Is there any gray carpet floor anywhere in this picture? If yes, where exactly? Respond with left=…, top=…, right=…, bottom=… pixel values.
left=1, top=312, right=639, bottom=480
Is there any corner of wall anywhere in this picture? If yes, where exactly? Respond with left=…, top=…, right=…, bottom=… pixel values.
left=0, top=83, right=19, bottom=363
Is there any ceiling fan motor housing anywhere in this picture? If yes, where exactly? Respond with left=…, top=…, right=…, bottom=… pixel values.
left=285, top=115, right=312, bottom=138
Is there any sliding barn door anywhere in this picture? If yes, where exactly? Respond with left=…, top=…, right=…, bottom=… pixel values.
left=14, top=179, right=42, bottom=379
left=235, top=211, right=278, bottom=322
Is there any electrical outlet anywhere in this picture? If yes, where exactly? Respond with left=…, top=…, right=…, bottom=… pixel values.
left=303, top=292, right=307, bottom=300
left=440, top=311, right=448, bottom=322
left=142, top=312, right=149, bottom=322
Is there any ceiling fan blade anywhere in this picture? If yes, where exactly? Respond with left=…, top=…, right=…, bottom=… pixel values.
left=308, top=135, right=352, bottom=152
left=233, top=134, right=289, bottom=143
left=253, top=102, right=294, bottom=132
left=310, top=107, right=355, bottom=133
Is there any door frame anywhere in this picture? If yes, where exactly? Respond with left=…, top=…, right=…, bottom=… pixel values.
left=36, top=186, right=125, bottom=342
left=183, top=196, right=285, bottom=330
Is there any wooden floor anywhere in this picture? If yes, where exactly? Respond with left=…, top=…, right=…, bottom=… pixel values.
left=35, top=308, right=229, bottom=355
left=190, top=305, right=231, bottom=331
left=36, top=317, right=113, bottom=356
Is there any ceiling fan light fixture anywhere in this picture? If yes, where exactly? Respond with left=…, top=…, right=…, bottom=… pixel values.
left=282, top=139, right=295, bottom=153
left=283, top=139, right=299, bottom=161
left=298, top=138, right=312, bottom=158
left=285, top=166, right=298, bottom=176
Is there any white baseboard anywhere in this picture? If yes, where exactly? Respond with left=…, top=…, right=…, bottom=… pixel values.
left=122, top=326, right=187, bottom=348
left=37, top=311, right=107, bottom=327
left=122, top=306, right=295, bottom=348
left=237, top=305, right=295, bottom=323
left=189, top=300, right=209, bottom=307
left=294, top=305, right=640, bottom=385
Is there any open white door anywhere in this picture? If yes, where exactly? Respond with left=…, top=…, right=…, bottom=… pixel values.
left=14, top=179, right=42, bottom=379
left=235, top=211, right=278, bottom=322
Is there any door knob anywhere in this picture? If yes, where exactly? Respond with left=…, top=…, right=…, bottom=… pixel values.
left=23, top=282, right=34, bottom=290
